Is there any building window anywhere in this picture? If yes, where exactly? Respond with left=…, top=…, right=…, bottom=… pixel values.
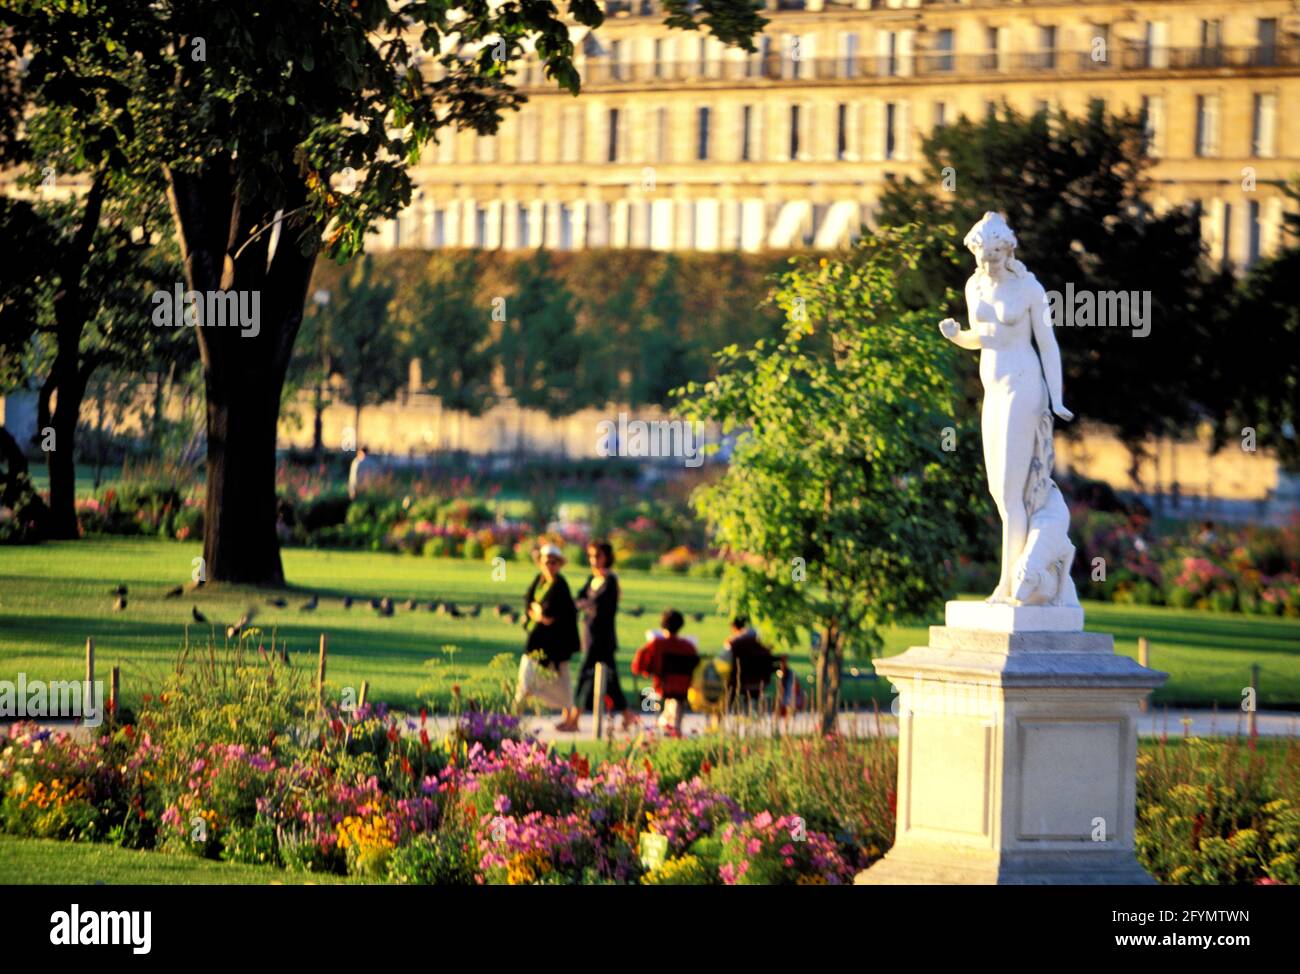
left=880, top=31, right=898, bottom=77
left=1089, top=24, right=1110, bottom=67
left=984, top=26, right=1001, bottom=70
left=610, top=39, right=623, bottom=81
left=1037, top=26, right=1057, bottom=70
left=474, top=205, right=487, bottom=247
left=1221, top=202, right=1232, bottom=263
left=789, top=104, right=800, bottom=160
left=1257, top=18, right=1279, bottom=66
left=1200, top=19, right=1223, bottom=67
left=697, top=106, right=711, bottom=161
left=560, top=107, right=582, bottom=163
left=607, top=108, right=621, bottom=162
left=516, top=207, right=530, bottom=249
left=1253, top=93, right=1277, bottom=157
left=559, top=204, right=573, bottom=250
left=698, top=36, right=709, bottom=76
left=836, top=103, right=848, bottom=160
left=741, top=105, right=753, bottom=162
left=985, top=100, right=997, bottom=121
left=1195, top=94, right=1219, bottom=157
left=655, top=106, right=669, bottom=162
left=885, top=102, right=897, bottom=160
left=517, top=110, right=539, bottom=164
left=653, top=38, right=664, bottom=79
left=933, top=102, right=947, bottom=129
left=1140, top=95, right=1164, bottom=157
left=1248, top=200, right=1261, bottom=265
left=433, top=209, right=446, bottom=248
left=840, top=32, right=859, bottom=79
left=1143, top=21, right=1169, bottom=69
left=933, top=28, right=954, bottom=72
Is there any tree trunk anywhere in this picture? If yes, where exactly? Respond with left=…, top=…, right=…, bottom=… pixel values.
left=311, top=381, right=324, bottom=461
left=43, top=362, right=87, bottom=540
left=816, top=624, right=842, bottom=736
left=166, top=158, right=318, bottom=587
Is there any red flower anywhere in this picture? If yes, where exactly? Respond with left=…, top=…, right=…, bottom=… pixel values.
left=141, top=694, right=152, bottom=704
left=419, top=707, right=428, bottom=726
left=700, top=759, right=712, bottom=776
left=386, top=726, right=400, bottom=743
left=603, top=694, right=615, bottom=713
left=400, top=756, right=413, bottom=776
left=568, top=752, right=591, bottom=777
left=452, top=685, right=461, bottom=697
left=419, top=728, right=431, bottom=749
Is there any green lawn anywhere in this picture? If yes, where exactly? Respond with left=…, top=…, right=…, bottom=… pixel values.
left=0, top=835, right=358, bottom=884
left=0, top=537, right=1297, bottom=710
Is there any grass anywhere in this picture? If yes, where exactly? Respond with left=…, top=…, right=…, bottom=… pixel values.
left=0, top=835, right=359, bottom=884
left=0, top=538, right=1297, bottom=710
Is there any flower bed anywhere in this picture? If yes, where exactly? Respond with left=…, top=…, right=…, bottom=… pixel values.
left=1, top=658, right=1295, bottom=884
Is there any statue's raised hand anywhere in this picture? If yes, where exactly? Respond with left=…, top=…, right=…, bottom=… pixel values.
left=939, top=318, right=960, bottom=341
left=1052, top=403, right=1075, bottom=422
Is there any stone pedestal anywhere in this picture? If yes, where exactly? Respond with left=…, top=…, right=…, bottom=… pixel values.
left=857, top=601, right=1166, bottom=885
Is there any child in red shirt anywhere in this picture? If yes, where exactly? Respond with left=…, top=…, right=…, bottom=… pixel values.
left=632, top=609, right=699, bottom=736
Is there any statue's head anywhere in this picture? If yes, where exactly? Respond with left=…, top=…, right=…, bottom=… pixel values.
left=964, top=211, right=1022, bottom=279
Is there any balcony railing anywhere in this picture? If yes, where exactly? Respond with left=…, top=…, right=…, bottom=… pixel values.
left=507, top=43, right=1299, bottom=88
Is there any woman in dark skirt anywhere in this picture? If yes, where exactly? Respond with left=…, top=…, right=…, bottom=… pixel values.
left=519, top=543, right=582, bottom=731
left=574, top=540, right=636, bottom=731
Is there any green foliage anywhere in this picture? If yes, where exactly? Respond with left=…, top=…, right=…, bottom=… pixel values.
left=324, top=255, right=405, bottom=437
left=678, top=224, right=987, bottom=679
left=497, top=251, right=586, bottom=418
left=405, top=254, right=496, bottom=418
left=386, top=830, right=478, bottom=886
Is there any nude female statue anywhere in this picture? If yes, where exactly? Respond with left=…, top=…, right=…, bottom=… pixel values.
left=939, top=212, right=1075, bottom=605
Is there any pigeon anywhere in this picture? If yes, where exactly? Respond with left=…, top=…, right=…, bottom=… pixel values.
left=299, top=595, right=318, bottom=611
left=113, top=596, right=127, bottom=612
left=626, top=606, right=645, bottom=618
left=446, top=603, right=462, bottom=618
left=506, top=611, right=521, bottom=626
left=434, top=601, right=449, bottom=615
left=111, top=584, right=128, bottom=597
left=494, top=603, right=511, bottom=618
left=342, top=596, right=353, bottom=609
left=227, top=607, right=256, bottom=639
left=425, top=601, right=438, bottom=612
left=192, top=606, right=208, bottom=624
left=267, top=597, right=287, bottom=609
left=464, top=603, right=481, bottom=617
left=692, top=612, right=705, bottom=623
left=376, top=597, right=394, bottom=617
left=405, top=598, right=419, bottom=612
left=164, top=585, right=183, bottom=599
left=369, top=597, right=381, bottom=610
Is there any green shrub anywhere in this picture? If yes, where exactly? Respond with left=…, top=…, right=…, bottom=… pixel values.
left=221, top=816, right=278, bottom=866
left=463, top=537, right=484, bottom=560
left=386, top=831, right=478, bottom=885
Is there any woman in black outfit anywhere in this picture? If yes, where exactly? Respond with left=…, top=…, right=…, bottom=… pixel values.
left=574, top=540, right=636, bottom=732
left=520, top=543, right=581, bottom=730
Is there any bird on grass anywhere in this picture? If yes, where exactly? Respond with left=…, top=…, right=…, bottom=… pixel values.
left=342, top=596, right=353, bottom=609
left=267, top=597, right=287, bottom=609
left=226, top=607, right=256, bottom=640
left=299, top=595, right=318, bottom=612
left=464, top=603, right=481, bottom=617
left=111, top=584, right=128, bottom=597
left=376, top=597, right=394, bottom=617
left=433, top=601, right=449, bottom=615
left=164, top=585, right=183, bottom=599
left=494, top=603, right=511, bottom=618
left=113, top=596, right=127, bottom=612
left=692, top=612, right=705, bottom=623
left=626, top=606, right=645, bottom=618
left=192, top=606, right=208, bottom=624
left=405, top=598, right=419, bottom=612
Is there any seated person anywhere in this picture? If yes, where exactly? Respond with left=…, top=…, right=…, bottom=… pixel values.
left=722, top=616, right=774, bottom=708
left=632, top=609, right=699, bottom=736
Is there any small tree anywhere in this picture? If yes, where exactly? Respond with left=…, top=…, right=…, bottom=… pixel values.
left=408, top=255, right=496, bottom=447
left=326, top=256, right=404, bottom=445
left=678, top=224, right=988, bottom=733
left=498, top=251, right=585, bottom=426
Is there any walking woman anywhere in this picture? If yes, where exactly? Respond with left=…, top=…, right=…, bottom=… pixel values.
left=516, top=543, right=582, bottom=731
left=574, top=540, right=636, bottom=732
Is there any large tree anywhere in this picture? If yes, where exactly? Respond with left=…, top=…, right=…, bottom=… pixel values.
left=5, top=0, right=765, bottom=584
left=678, top=224, right=989, bottom=734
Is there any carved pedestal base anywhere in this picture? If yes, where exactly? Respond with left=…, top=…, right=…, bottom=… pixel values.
left=856, top=603, right=1166, bottom=886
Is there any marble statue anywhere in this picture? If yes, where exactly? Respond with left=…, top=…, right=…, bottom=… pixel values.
left=939, top=212, right=1079, bottom=607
